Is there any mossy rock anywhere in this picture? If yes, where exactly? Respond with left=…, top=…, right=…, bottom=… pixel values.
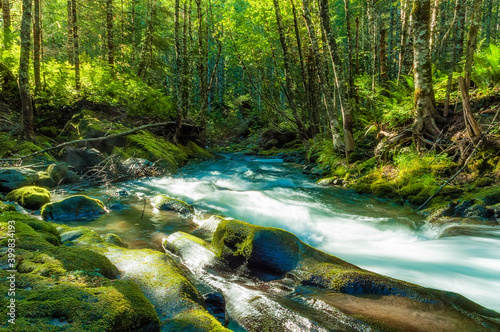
left=5, top=186, right=51, bottom=210
left=184, top=141, right=213, bottom=160
left=35, top=163, right=69, bottom=188
left=0, top=272, right=160, bottom=332
left=0, top=201, right=15, bottom=212
left=212, top=219, right=300, bottom=275
left=41, top=195, right=107, bottom=221
left=166, top=309, right=231, bottom=332
left=104, top=233, right=128, bottom=248
left=59, top=226, right=104, bottom=246
left=352, top=183, right=372, bottom=194
left=0, top=167, right=39, bottom=192
left=0, top=212, right=59, bottom=251
left=370, top=180, right=397, bottom=198
left=152, top=195, right=194, bottom=215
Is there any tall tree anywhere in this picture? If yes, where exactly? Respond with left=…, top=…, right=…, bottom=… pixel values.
left=106, top=0, right=115, bottom=67
left=71, top=0, right=80, bottom=89
left=2, top=0, right=11, bottom=46
left=301, top=0, right=343, bottom=150
left=33, top=0, right=41, bottom=95
left=272, top=0, right=308, bottom=142
left=174, top=0, right=182, bottom=140
left=464, top=0, right=483, bottom=93
left=19, top=0, right=35, bottom=139
left=412, top=0, right=440, bottom=139
left=318, top=0, right=354, bottom=155
left=67, top=0, right=74, bottom=64
left=397, top=0, right=411, bottom=84
left=196, top=0, right=209, bottom=126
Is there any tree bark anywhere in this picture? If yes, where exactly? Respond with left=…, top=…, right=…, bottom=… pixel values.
left=318, top=0, right=354, bottom=155
left=412, top=0, right=440, bottom=139
left=138, top=0, right=155, bottom=77
left=344, top=0, right=356, bottom=101
left=380, top=28, right=388, bottom=85
left=2, top=0, right=11, bottom=47
left=106, top=0, right=115, bottom=67
left=443, top=0, right=462, bottom=117
left=458, top=76, right=482, bottom=139
left=464, top=0, right=483, bottom=92
left=397, top=0, right=411, bottom=84
left=71, top=0, right=80, bottom=90
left=67, top=0, right=73, bottom=64
left=429, top=0, right=438, bottom=59
left=196, top=0, right=208, bottom=127
left=174, top=0, right=182, bottom=141
left=33, top=0, right=41, bottom=95
left=301, top=0, right=343, bottom=150
left=273, top=0, right=308, bottom=142
left=20, top=0, right=34, bottom=139
left=131, top=0, right=136, bottom=63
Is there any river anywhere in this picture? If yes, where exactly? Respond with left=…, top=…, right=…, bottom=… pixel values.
left=58, top=155, right=500, bottom=313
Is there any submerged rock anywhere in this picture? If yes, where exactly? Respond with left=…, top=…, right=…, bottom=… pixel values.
left=41, top=195, right=107, bottom=221
left=0, top=167, right=39, bottom=192
left=36, top=163, right=70, bottom=187
left=152, top=194, right=194, bottom=215
left=5, top=186, right=51, bottom=210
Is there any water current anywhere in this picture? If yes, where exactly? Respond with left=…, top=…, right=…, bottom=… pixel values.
left=56, top=155, right=500, bottom=313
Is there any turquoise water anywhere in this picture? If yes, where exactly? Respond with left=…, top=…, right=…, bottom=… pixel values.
left=57, top=156, right=500, bottom=312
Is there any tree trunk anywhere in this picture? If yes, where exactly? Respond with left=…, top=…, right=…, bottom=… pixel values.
left=67, top=0, right=73, bottom=64
left=106, top=0, right=114, bottom=67
left=443, top=0, right=462, bottom=117
left=367, top=0, right=377, bottom=90
left=174, top=0, right=182, bottom=141
left=301, top=0, right=343, bottom=150
left=131, top=0, right=136, bottom=63
left=380, top=28, right=388, bottom=85
left=181, top=0, right=191, bottom=118
left=20, top=0, right=34, bottom=139
left=344, top=0, right=356, bottom=101
left=196, top=0, right=208, bottom=127
left=355, top=16, right=360, bottom=77
left=412, top=0, right=440, bottom=139
left=272, top=0, right=308, bottom=142
left=2, top=0, right=11, bottom=45
left=71, top=0, right=80, bottom=90
left=458, top=76, right=482, bottom=139
left=33, top=0, right=41, bottom=95
left=464, top=0, right=483, bottom=92
left=319, top=0, right=354, bottom=155
left=429, top=0, right=438, bottom=59
left=397, top=0, right=411, bottom=84
left=138, top=0, right=155, bottom=77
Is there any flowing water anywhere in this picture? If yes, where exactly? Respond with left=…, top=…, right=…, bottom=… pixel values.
left=56, top=155, right=500, bottom=313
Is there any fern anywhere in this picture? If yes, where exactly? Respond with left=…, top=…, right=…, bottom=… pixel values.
left=472, top=44, right=500, bottom=89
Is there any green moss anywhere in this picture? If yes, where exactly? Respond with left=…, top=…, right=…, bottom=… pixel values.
left=59, top=225, right=104, bottom=245
left=41, top=195, right=106, bottom=221
left=212, top=218, right=255, bottom=261
left=370, top=181, right=397, bottom=198
left=184, top=141, right=213, bottom=160
left=104, top=233, right=128, bottom=248
left=0, top=201, right=15, bottom=212
left=5, top=186, right=51, bottom=210
left=122, top=131, right=188, bottom=172
left=167, top=309, right=231, bottom=332
left=0, top=212, right=56, bottom=251
left=0, top=272, right=159, bottom=332
left=152, top=195, right=194, bottom=214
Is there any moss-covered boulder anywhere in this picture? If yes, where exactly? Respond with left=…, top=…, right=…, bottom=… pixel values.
left=0, top=212, right=160, bottom=331
left=0, top=167, right=39, bottom=192
left=212, top=219, right=300, bottom=275
left=5, top=186, right=50, bottom=210
left=152, top=194, right=194, bottom=215
left=104, top=233, right=128, bottom=248
left=35, top=163, right=70, bottom=187
left=0, top=201, right=15, bottom=212
left=41, top=195, right=107, bottom=221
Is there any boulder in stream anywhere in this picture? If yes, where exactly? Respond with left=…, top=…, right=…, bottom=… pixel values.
left=152, top=194, right=194, bottom=215
left=5, top=185, right=51, bottom=210
left=41, top=195, right=107, bottom=221
left=0, top=167, right=39, bottom=192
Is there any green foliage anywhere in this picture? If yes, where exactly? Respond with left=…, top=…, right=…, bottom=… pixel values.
left=472, top=44, right=500, bottom=89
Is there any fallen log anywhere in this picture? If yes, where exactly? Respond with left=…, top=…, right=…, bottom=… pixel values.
left=18, top=121, right=177, bottom=160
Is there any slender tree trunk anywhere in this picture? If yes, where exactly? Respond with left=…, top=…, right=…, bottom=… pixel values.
left=344, top=0, right=356, bottom=102
left=2, top=0, right=11, bottom=47
left=138, top=0, right=155, bottom=77
left=71, top=0, right=80, bottom=90
left=196, top=0, right=208, bottom=126
left=380, top=28, right=388, bottom=86
left=464, top=0, right=483, bottom=92
left=273, top=0, right=308, bottom=142
left=33, top=0, right=41, bottom=95
left=131, top=0, right=136, bottom=63
left=443, top=0, right=461, bottom=117
left=355, top=16, right=360, bottom=77
left=412, top=0, right=440, bottom=139
left=106, top=0, right=114, bottom=67
left=429, top=0, right=439, bottom=59
left=301, top=0, right=343, bottom=150
left=319, top=0, right=354, bottom=155
left=367, top=0, right=377, bottom=90
left=181, top=0, right=191, bottom=118
left=174, top=0, right=182, bottom=141
left=20, top=0, right=34, bottom=139
left=397, top=0, right=411, bottom=84
left=67, top=0, right=73, bottom=64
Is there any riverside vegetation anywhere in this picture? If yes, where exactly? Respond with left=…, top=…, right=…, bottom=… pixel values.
left=1, top=0, right=500, bottom=330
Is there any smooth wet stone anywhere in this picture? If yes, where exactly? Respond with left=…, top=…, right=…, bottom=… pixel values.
left=41, top=195, right=107, bottom=221
left=0, top=167, right=39, bottom=192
